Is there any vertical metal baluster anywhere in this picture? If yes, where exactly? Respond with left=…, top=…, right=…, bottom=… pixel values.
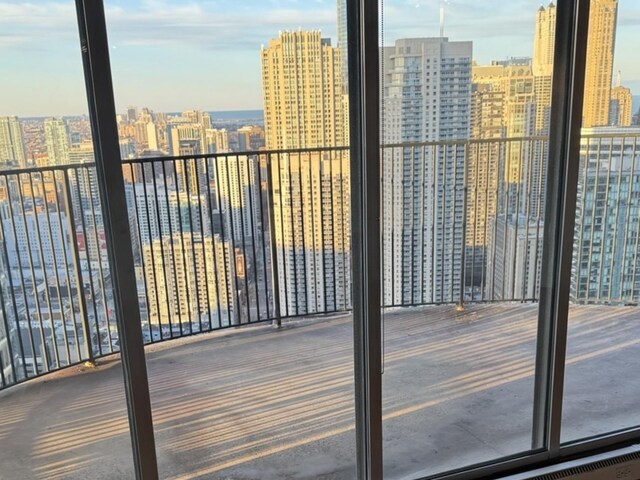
left=3, top=175, right=39, bottom=378
left=326, top=149, right=336, bottom=311
left=182, top=158, right=203, bottom=333
left=127, top=163, right=153, bottom=343
left=26, top=173, right=59, bottom=368
left=401, top=146, right=406, bottom=305
left=88, top=166, right=117, bottom=350
left=341, top=147, right=348, bottom=311
left=457, top=143, right=469, bottom=310
left=212, top=156, right=233, bottom=327
left=441, top=143, right=448, bottom=303
left=533, top=138, right=546, bottom=302
left=574, top=137, right=589, bottom=302
left=607, top=136, right=625, bottom=301
left=62, top=170, right=94, bottom=364
left=222, top=155, right=242, bottom=325
left=450, top=142, right=458, bottom=304
left=0, top=280, right=16, bottom=385
left=81, top=166, right=109, bottom=350
left=419, top=145, right=427, bottom=305
left=598, top=137, right=615, bottom=300
left=490, top=141, right=504, bottom=301
left=380, top=145, right=386, bottom=311
left=0, top=187, right=28, bottom=379
left=255, top=154, right=271, bottom=320
left=431, top=145, right=437, bottom=304
left=172, top=158, right=194, bottom=334
left=297, top=152, right=308, bottom=315
left=15, top=173, right=49, bottom=373
left=286, top=153, right=299, bottom=316
left=191, top=158, right=213, bottom=331
left=160, top=160, right=181, bottom=337
left=0, top=184, right=19, bottom=380
left=265, top=153, right=282, bottom=325
left=585, top=138, right=603, bottom=302
left=510, top=141, right=524, bottom=301
left=202, top=157, right=223, bottom=329
left=215, top=155, right=235, bottom=325
left=620, top=136, right=638, bottom=300
left=410, top=145, right=416, bottom=305
left=71, top=168, right=102, bottom=357
left=306, top=150, right=319, bottom=313
left=481, top=140, right=492, bottom=301
left=52, top=171, right=82, bottom=364
left=148, top=162, right=170, bottom=340
left=471, top=141, right=480, bottom=303
left=388, top=147, right=394, bottom=307
left=392, top=146, right=396, bottom=306
left=522, top=139, right=535, bottom=301
left=244, top=155, right=261, bottom=320
left=628, top=136, right=640, bottom=301
left=500, top=141, right=512, bottom=300
left=0, top=342, right=5, bottom=387
left=60, top=170, right=84, bottom=356
left=340, top=148, right=349, bottom=310
left=233, top=155, right=252, bottom=323
left=269, top=152, right=291, bottom=318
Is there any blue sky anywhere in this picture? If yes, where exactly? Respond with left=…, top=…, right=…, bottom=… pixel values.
left=1, top=0, right=639, bottom=117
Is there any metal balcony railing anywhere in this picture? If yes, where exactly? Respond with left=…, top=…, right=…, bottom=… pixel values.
left=0, top=133, right=639, bottom=389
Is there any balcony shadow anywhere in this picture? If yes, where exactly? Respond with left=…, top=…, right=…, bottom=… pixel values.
left=0, top=304, right=639, bottom=479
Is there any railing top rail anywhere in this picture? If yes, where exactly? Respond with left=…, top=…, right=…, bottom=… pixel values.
left=122, top=145, right=351, bottom=164
left=0, top=164, right=90, bottom=177
left=2, top=132, right=640, bottom=177
left=579, top=132, right=640, bottom=140
left=380, top=135, right=551, bottom=148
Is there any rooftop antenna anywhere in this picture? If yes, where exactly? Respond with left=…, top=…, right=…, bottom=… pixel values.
left=440, top=1, right=450, bottom=38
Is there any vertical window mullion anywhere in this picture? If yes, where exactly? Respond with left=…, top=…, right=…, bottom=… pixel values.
left=531, top=0, right=591, bottom=456
left=347, top=0, right=383, bottom=478
left=74, top=1, right=159, bottom=478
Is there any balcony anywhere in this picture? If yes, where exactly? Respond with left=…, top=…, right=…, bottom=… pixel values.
left=1, top=134, right=639, bottom=478
left=1, top=302, right=639, bottom=479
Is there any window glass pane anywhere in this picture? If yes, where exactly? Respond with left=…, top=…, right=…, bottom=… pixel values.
left=562, top=0, right=640, bottom=443
left=104, top=1, right=356, bottom=477
left=0, top=2, right=133, bottom=478
left=379, top=1, right=555, bottom=477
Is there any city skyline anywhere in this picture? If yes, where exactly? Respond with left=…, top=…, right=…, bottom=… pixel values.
left=2, top=0, right=640, bottom=116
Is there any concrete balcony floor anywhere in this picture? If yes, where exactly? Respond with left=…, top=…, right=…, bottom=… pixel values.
left=1, top=303, right=639, bottom=480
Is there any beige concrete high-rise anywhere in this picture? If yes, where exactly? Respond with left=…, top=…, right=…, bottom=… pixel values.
left=473, top=60, right=535, bottom=184
left=261, top=30, right=347, bottom=149
left=532, top=2, right=555, bottom=134
left=610, top=85, right=633, bottom=127
left=583, top=0, right=618, bottom=127
left=533, top=2, right=556, bottom=78
left=205, top=128, right=229, bottom=153
left=44, top=118, right=71, bottom=166
left=143, top=233, right=236, bottom=327
left=467, top=82, right=504, bottom=247
left=0, top=116, right=26, bottom=168
left=260, top=30, right=351, bottom=315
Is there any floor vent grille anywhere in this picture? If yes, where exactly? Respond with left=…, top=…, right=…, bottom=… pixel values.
left=500, top=445, right=640, bottom=480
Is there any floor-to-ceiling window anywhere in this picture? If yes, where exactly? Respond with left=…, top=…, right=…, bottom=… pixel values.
left=0, top=2, right=135, bottom=478
left=2, top=1, right=640, bottom=479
